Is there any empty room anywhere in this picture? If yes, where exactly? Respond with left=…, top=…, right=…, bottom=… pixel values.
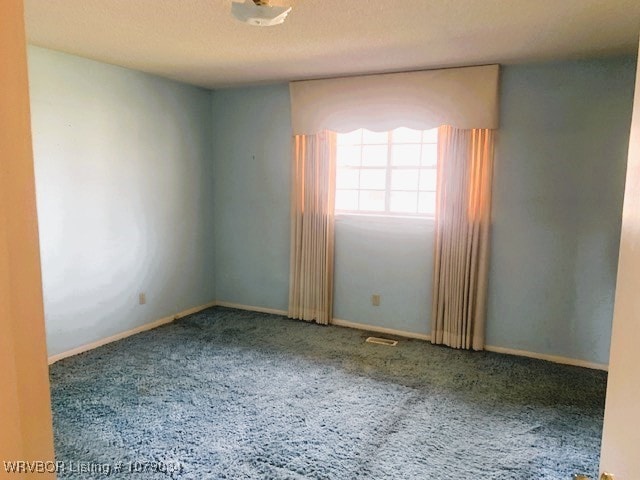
left=2, top=0, right=640, bottom=479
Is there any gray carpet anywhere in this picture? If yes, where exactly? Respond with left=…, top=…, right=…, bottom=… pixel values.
left=50, top=307, right=606, bottom=479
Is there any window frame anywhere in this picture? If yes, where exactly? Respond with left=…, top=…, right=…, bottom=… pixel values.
left=335, top=128, right=438, bottom=218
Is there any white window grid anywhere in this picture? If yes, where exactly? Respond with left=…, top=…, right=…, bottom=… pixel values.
left=335, top=128, right=438, bottom=216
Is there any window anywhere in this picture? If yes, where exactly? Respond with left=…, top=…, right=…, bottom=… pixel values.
left=335, top=127, right=438, bottom=216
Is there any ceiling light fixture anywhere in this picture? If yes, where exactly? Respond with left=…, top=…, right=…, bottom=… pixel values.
left=231, top=0, right=292, bottom=27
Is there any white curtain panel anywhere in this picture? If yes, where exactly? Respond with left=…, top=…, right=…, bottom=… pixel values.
left=431, top=126, right=495, bottom=350
left=288, top=131, right=337, bottom=325
left=290, top=65, right=499, bottom=135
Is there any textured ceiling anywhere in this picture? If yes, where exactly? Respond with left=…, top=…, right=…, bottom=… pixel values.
left=25, top=0, right=640, bottom=89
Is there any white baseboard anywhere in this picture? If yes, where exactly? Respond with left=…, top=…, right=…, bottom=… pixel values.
left=214, top=301, right=288, bottom=317
left=174, top=302, right=217, bottom=320
left=212, top=302, right=431, bottom=341
left=484, top=344, right=608, bottom=371
left=49, top=299, right=609, bottom=372
left=331, top=318, right=431, bottom=341
left=47, top=301, right=216, bottom=365
left=216, top=301, right=608, bottom=371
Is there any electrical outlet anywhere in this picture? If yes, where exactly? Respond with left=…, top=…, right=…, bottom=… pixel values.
left=371, top=294, right=381, bottom=306
left=139, top=292, right=146, bottom=305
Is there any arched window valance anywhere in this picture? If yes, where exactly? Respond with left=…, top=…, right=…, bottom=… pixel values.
left=290, top=64, right=500, bottom=135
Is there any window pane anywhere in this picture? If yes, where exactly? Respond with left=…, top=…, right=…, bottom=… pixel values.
left=392, top=144, right=421, bottom=166
left=419, top=169, right=437, bottom=191
left=336, top=168, right=360, bottom=189
left=421, top=144, right=437, bottom=167
left=390, top=191, right=418, bottom=213
left=418, top=192, right=436, bottom=215
left=362, top=145, right=388, bottom=167
left=337, top=129, right=363, bottom=145
left=362, top=129, right=388, bottom=144
left=336, top=190, right=359, bottom=211
left=391, top=169, right=420, bottom=191
left=359, top=169, right=386, bottom=190
left=337, top=127, right=438, bottom=217
left=393, top=127, right=422, bottom=143
left=359, top=190, right=385, bottom=211
left=423, top=128, right=438, bottom=143
left=337, top=145, right=361, bottom=167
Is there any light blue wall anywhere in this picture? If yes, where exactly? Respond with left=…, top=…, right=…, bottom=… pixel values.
left=28, top=46, right=216, bottom=356
left=211, top=56, right=635, bottom=364
left=211, top=86, right=433, bottom=332
left=32, top=49, right=631, bottom=363
left=211, top=86, right=292, bottom=310
left=333, top=215, right=432, bottom=334
left=31, top=48, right=632, bottom=364
left=486, top=57, right=636, bottom=365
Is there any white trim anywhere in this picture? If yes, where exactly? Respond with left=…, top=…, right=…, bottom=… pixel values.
left=217, top=302, right=608, bottom=371
left=484, top=344, right=609, bottom=371
left=213, top=303, right=431, bottom=341
left=213, top=303, right=429, bottom=340
left=174, top=302, right=217, bottom=319
left=51, top=299, right=608, bottom=372
left=47, top=301, right=216, bottom=365
left=214, top=301, right=288, bottom=317
left=330, top=317, right=431, bottom=341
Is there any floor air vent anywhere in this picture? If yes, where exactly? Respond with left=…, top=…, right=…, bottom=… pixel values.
left=365, top=336, right=398, bottom=346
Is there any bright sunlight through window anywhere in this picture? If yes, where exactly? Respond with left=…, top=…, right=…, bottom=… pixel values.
left=336, top=127, right=438, bottom=216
